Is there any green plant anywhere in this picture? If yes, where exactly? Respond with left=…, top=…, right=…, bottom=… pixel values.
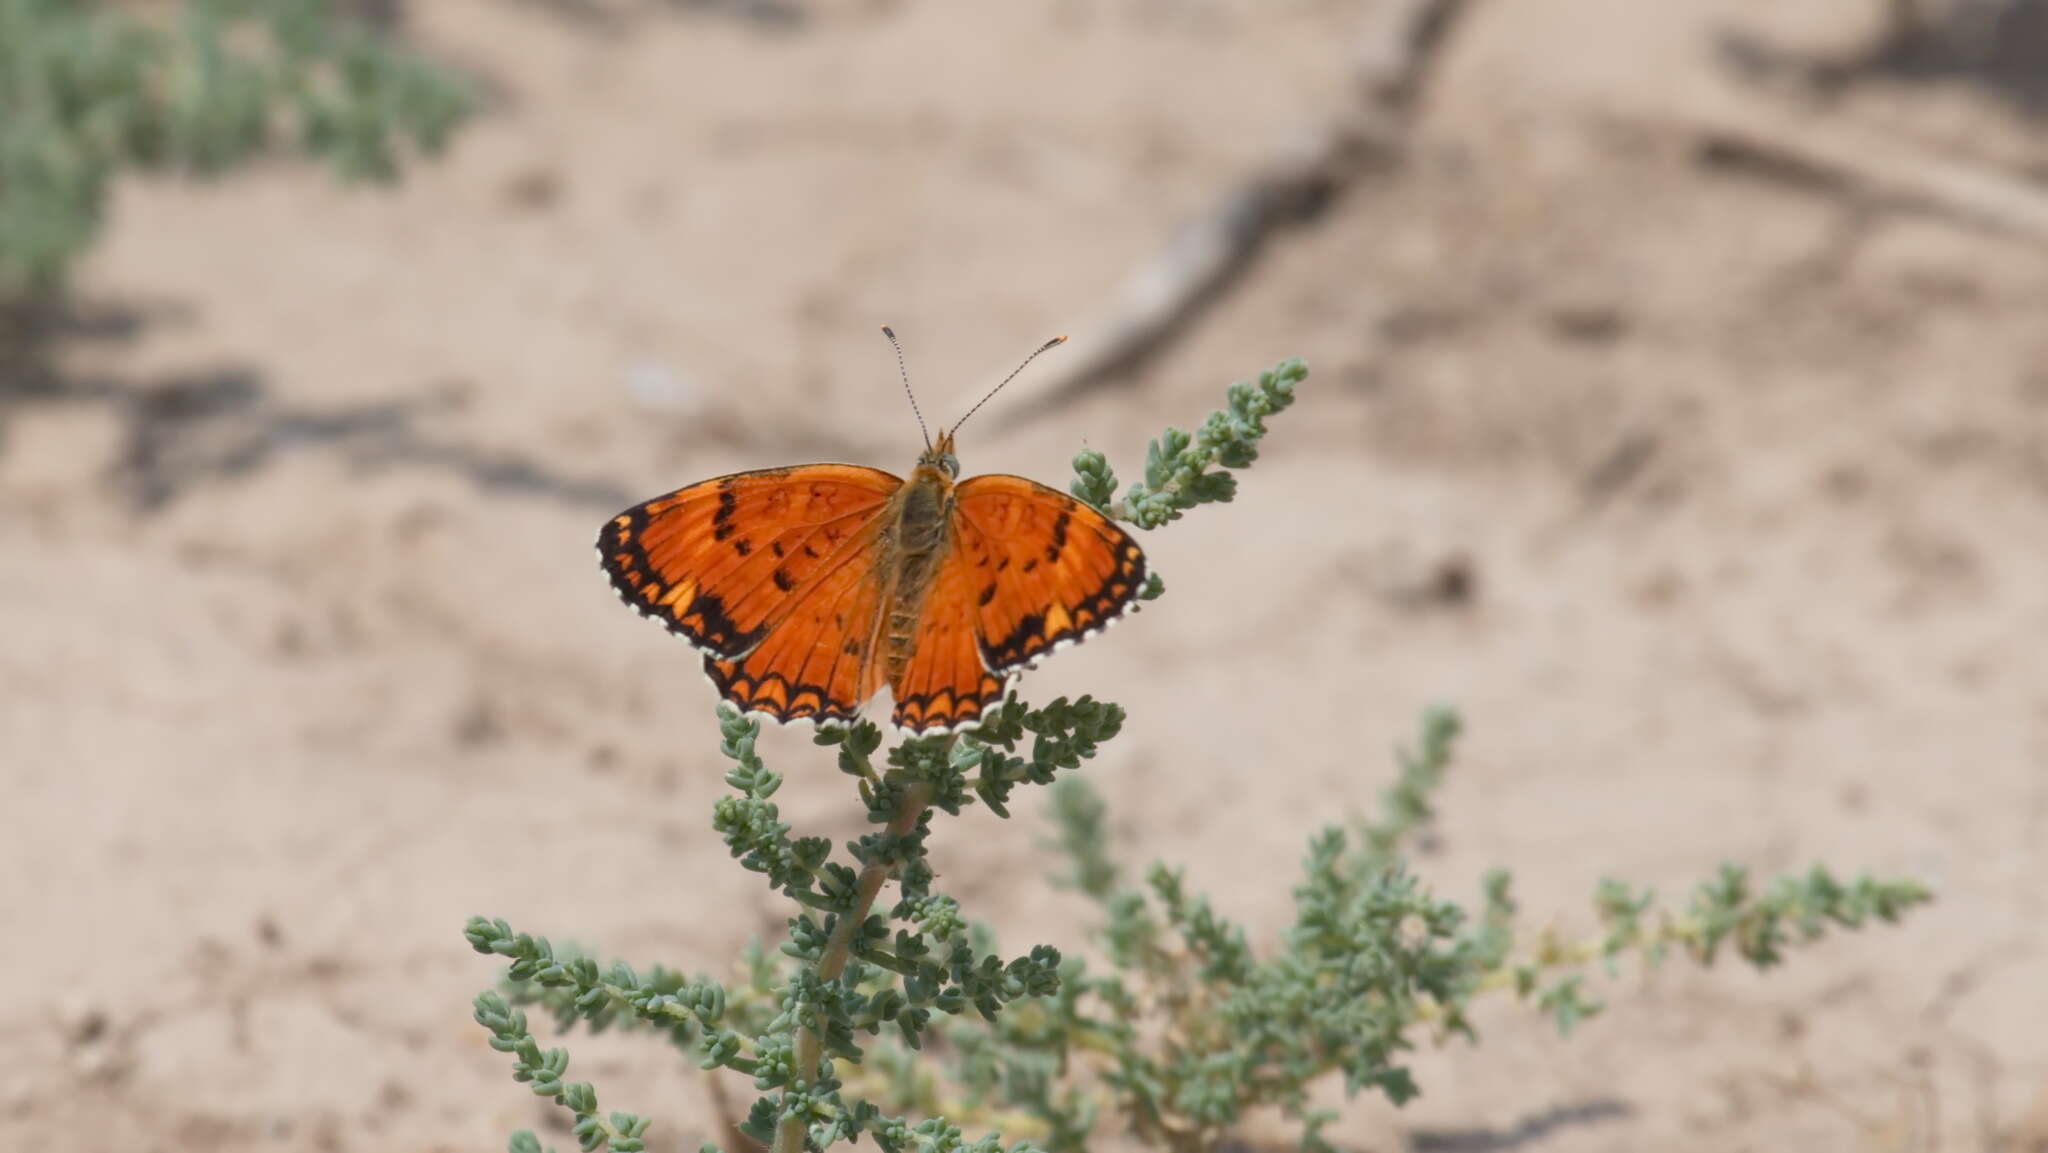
left=466, top=357, right=1930, bottom=1153
left=0, top=0, right=470, bottom=298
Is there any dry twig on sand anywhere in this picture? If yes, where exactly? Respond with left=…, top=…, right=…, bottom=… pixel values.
left=1019, top=0, right=1474, bottom=416
left=1684, top=96, right=2048, bottom=243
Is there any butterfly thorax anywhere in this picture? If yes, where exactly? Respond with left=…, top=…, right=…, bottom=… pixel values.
left=874, top=458, right=957, bottom=683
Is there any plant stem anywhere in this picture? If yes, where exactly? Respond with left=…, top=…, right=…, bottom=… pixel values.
left=773, top=779, right=935, bottom=1153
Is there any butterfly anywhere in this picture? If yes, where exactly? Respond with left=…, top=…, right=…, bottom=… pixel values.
left=599, top=329, right=1148, bottom=734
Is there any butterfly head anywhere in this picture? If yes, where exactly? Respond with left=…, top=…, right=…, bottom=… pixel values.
left=917, top=429, right=961, bottom=481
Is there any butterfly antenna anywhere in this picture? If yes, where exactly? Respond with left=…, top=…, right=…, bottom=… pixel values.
left=881, top=325, right=931, bottom=452
left=951, top=334, right=1068, bottom=438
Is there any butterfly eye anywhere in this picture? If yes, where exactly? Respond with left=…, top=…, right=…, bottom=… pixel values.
left=941, top=454, right=960, bottom=478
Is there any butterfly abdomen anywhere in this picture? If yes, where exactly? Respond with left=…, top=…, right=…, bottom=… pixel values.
left=877, top=466, right=956, bottom=682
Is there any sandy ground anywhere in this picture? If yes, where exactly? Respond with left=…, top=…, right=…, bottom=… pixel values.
left=4, top=1, right=2047, bottom=1150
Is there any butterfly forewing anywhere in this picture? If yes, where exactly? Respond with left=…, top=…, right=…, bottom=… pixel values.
left=704, top=514, right=893, bottom=724
left=948, top=474, right=1147, bottom=675
left=601, top=464, right=901, bottom=660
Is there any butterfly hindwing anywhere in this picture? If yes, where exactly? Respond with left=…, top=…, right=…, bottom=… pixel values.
left=705, top=516, right=892, bottom=724
left=888, top=542, right=1009, bottom=731
left=948, top=474, right=1148, bottom=676
left=600, top=464, right=901, bottom=659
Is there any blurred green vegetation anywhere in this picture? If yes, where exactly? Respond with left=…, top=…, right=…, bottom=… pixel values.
left=0, top=0, right=470, bottom=299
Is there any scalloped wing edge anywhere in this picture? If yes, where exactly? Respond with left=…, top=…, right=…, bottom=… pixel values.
left=597, top=535, right=1025, bottom=736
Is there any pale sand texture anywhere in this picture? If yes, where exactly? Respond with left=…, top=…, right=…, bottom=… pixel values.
left=3, top=1, right=2046, bottom=1150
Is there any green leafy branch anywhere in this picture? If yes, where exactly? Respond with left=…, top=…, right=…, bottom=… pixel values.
left=1070, top=357, right=1304, bottom=529
left=858, top=710, right=1929, bottom=1153
left=1354, top=705, right=1461, bottom=870
left=465, top=356, right=1930, bottom=1153
left=1539, top=864, right=1933, bottom=985
left=472, top=990, right=654, bottom=1153
left=1, top=0, right=471, bottom=297
left=469, top=692, right=1135, bottom=1153
left=980, top=710, right=1933, bottom=1153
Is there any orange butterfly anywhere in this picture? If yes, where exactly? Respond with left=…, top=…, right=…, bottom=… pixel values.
left=600, top=330, right=1147, bottom=733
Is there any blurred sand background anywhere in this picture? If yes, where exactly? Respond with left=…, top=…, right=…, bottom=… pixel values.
left=4, top=0, right=2048, bottom=1149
